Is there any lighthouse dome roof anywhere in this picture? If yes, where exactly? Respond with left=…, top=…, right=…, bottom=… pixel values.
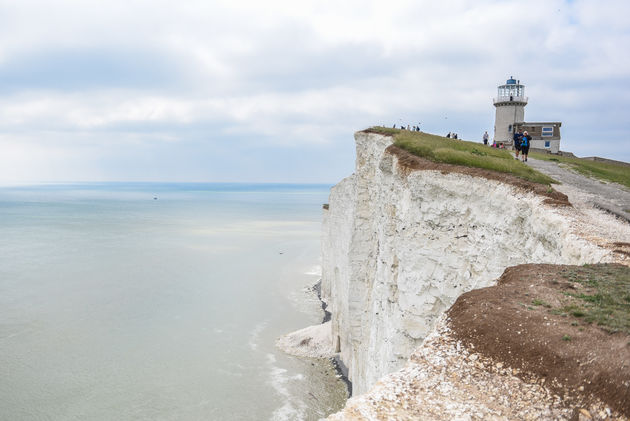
left=506, top=77, right=517, bottom=85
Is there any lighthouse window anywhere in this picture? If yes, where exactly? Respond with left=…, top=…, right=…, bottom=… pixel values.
left=542, top=127, right=553, bottom=136
left=545, top=141, right=551, bottom=147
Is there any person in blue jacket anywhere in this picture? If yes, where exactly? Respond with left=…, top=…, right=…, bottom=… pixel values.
left=521, top=131, right=532, bottom=162
left=513, top=129, right=523, bottom=160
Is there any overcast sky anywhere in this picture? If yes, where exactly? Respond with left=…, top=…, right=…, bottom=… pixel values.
left=1, top=0, right=628, bottom=183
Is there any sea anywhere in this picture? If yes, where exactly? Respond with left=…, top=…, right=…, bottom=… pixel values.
left=0, top=183, right=348, bottom=421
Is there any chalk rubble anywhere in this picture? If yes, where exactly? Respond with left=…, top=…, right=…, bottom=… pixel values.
left=276, top=321, right=335, bottom=359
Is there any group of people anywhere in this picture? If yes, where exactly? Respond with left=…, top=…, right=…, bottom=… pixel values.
left=481, top=130, right=531, bottom=162
left=390, top=124, right=531, bottom=163
left=392, top=124, right=421, bottom=132
left=483, top=131, right=503, bottom=148
left=513, top=129, right=532, bottom=162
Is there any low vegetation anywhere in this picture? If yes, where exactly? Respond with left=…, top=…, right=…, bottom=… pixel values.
left=532, top=299, right=551, bottom=308
left=552, top=264, right=630, bottom=334
left=367, top=127, right=556, bottom=185
left=530, top=151, right=630, bottom=188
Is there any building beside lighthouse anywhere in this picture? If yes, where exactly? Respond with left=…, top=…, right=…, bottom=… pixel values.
left=493, top=77, right=562, bottom=153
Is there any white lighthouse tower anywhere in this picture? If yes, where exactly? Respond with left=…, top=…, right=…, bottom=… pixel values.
left=493, top=77, right=527, bottom=146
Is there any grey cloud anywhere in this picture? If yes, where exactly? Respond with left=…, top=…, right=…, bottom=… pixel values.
left=0, top=47, right=192, bottom=93
left=220, top=25, right=397, bottom=93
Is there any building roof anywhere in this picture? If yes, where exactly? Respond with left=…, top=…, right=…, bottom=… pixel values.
left=515, top=121, right=562, bottom=126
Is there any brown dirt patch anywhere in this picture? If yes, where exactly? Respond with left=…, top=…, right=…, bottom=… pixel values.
left=448, top=264, right=630, bottom=416
left=613, top=243, right=630, bottom=257
left=386, top=144, right=570, bottom=206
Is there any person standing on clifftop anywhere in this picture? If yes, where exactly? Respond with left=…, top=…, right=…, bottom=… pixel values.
left=513, top=129, right=523, bottom=160
left=521, top=131, right=532, bottom=162
left=483, top=131, right=489, bottom=145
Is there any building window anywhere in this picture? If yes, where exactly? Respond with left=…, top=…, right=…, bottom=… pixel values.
left=508, top=124, right=512, bottom=132
left=542, top=127, right=553, bottom=136
left=545, top=141, right=550, bottom=148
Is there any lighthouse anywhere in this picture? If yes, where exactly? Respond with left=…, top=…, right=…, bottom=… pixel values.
left=491, top=77, right=562, bottom=153
left=493, top=76, right=527, bottom=146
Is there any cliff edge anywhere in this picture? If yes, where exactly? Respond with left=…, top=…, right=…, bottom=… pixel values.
left=320, top=130, right=629, bottom=419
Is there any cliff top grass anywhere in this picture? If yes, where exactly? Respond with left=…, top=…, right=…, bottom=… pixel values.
left=529, top=151, right=630, bottom=189
left=551, top=263, right=630, bottom=334
left=365, top=127, right=556, bottom=185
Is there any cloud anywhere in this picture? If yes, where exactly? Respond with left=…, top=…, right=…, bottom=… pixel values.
left=0, top=47, right=192, bottom=93
left=0, top=0, right=629, bottom=183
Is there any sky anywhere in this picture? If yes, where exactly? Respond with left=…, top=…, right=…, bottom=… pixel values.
left=0, top=0, right=629, bottom=183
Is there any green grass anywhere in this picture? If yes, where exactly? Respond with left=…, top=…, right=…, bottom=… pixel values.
left=532, top=299, right=552, bottom=308
left=367, top=127, right=556, bottom=185
left=529, top=151, right=630, bottom=188
left=554, top=264, right=630, bottom=334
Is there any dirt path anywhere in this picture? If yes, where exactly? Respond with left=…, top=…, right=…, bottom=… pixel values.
left=527, top=157, right=630, bottom=223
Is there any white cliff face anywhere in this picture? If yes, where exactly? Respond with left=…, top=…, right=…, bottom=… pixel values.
left=321, top=132, right=608, bottom=395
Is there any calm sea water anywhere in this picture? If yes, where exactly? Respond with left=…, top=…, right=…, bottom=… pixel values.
left=0, top=183, right=347, bottom=421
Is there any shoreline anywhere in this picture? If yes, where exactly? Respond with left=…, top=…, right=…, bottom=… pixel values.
left=312, top=280, right=352, bottom=396
left=311, top=280, right=331, bottom=324
left=277, top=280, right=353, bottom=398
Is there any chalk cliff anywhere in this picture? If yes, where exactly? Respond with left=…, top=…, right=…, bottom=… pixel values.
left=320, top=131, right=613, bottom=397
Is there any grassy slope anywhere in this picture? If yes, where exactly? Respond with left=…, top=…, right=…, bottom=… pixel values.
left=550, top=264, right=630, bottom=335
left=367, top=127, right=556, bottom=185
left=529, top=151, right=630, bottom=189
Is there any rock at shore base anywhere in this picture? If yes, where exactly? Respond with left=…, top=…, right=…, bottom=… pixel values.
left=276, top=321, right=335, bottom=358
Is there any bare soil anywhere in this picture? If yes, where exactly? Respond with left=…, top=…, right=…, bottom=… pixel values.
left=386, top=145, right=571, bottom=206
left=448, top=264, right=630, bottom=416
